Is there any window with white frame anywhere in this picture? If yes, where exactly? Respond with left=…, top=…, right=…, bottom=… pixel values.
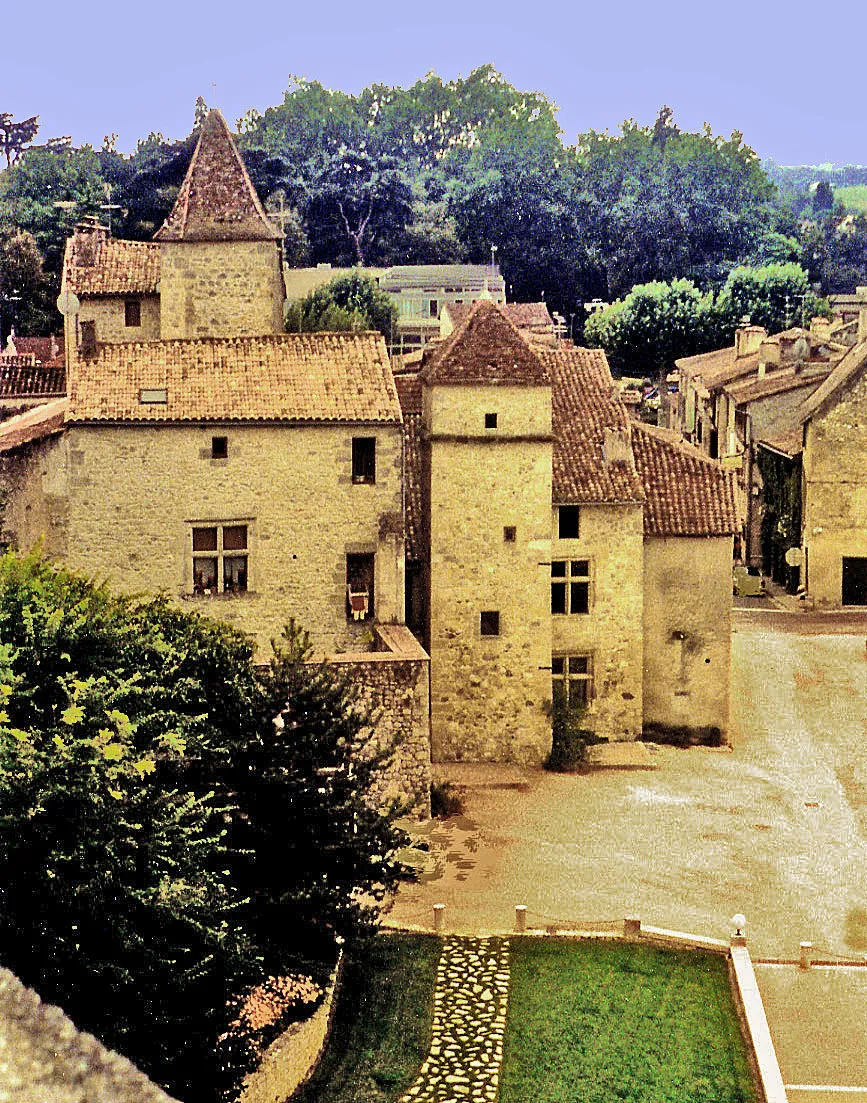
left=192, top=524, right=248, bottom=594
left=551, top=654, right=593, bottom=709
left=551, top=559, right=591, bottom=614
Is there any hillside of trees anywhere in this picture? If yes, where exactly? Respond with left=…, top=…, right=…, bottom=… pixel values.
left=1, top=70, right=865, bottom=344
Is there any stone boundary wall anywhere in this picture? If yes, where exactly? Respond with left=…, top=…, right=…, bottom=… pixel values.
left=327, top=624, right=432, bottom=816
left=240, top=954, right=344, bottom=1103
left=0, top=966, right=179, bottom=1103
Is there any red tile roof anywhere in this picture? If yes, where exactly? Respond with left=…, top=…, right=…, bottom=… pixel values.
left=723, top=366, right=831, bottom=404
left=0, top=399, right=68, bottom=454
left=631, top=422, right=740, bottom=537
left=544, top=346, right=645, bottom=505
left=444, top=301, right=553, bottom=331
left=0, top=362, right=65, bottom=398
left=154, top=110, right=280, bottom=243
left=63, top=237, right=161, bottom=297
left=8, top=336, right=61, bottom=363
left=422, top=299, right=550, bottom=386
left=67, top=333, right=401, bottom=424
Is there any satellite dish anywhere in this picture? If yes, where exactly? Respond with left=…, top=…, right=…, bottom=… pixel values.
left=56, top=290, right=80, bottom=317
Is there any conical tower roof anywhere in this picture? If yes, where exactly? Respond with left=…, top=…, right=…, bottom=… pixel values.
left=154, top=110, right=281, bottom=243
left=422, top=299, right=550, bottom=385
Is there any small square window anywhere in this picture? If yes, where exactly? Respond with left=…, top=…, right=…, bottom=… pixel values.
left=480, top=610, right=500, bottom=636
left=211, top=436, right=228, bottom=459
left=503, top=526, right=516, bottom=542
left=558, top=505, right=580, bottom=539
left=352, top=437, right=376, bottom=484
left=124, top=299, right=141, bottom=327
left=485, top=413, right=498, bottom=429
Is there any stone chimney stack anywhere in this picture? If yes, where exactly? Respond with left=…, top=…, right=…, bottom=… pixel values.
left=72, top=221, right=108, bottom=267
left=734, top=325, right=767, bottom=359
left=757, top=337, right=780, bottom=378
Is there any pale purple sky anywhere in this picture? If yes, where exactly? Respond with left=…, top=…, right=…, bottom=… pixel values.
left=5, top=0, right=866, bottom=165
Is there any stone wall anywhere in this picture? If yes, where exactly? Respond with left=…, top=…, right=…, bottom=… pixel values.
left=642, top=535, right=733, bottom=742
left=328, top=625, right=431, bottom=813
left=75, top=295, right=161, bottom=345
left=159, top=241, right=284, bottom=339
left=804, top=369, right=867, bottom=605
left=2, top=421, right=405, bottom=657
left=427, top=384, right=553, bottom=764
left=551, top=502, right=644, bottom=741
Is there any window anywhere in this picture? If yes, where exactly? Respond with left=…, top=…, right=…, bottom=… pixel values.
left=352, top=437, right=376, bottom=484
left=552, top=654, right=593, bottom=708
left=485, top=412, right=498, bottom=429
left=429, top=299, right=439, bottom=318
left=346, top=553, right=374, bottom=621
left=79, top=319, right=97, bottom=356
left=124, top=299, right=141, bottom=327
left=211, top=436, right=228, bottom=460
left=551, top=559, right=591, bottom=615
left=558, top=506, right=580, bottom=539
left=140, top=387, right=167, bottom=405
left=192, top=524, right=248, bottom=594
left=503, top=526, right=516, bottom=542
left=480, top=610, right=500, bottom=636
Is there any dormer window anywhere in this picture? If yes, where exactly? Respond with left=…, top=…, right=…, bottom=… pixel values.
left=124, top=299, right=141, bottom=327
left=139, top=387, right=168, bottom=405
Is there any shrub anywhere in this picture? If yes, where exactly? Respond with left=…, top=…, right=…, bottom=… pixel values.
left=430, top=780, right=464, bottom=817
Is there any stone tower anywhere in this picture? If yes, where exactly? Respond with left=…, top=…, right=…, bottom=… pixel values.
left=154, top=110, right=285, bottom=339
left=421, top=300, right=553, bottom=763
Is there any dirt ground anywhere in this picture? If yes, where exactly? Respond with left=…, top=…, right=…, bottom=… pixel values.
left=386, top=614, right=867, bottom=961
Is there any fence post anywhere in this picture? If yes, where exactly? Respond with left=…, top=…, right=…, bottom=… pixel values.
left=515, top=905, right=527, bottom=932
left=433, top=903, right=445, bottom=933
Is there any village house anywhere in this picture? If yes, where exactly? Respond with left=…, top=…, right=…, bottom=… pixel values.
left=0, top=108, right=739, bottom=770
left=756, top=335, right=867, bottom=606
left=673, top=320, right=849, bottom=564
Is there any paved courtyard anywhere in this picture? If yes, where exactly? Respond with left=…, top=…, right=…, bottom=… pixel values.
left=387, top=612, right=867, bottom=960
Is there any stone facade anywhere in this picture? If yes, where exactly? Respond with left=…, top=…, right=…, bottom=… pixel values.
left=642, top=535, right=733, bottom=740
left=552, top=502, right=644, bottom=740
left=159, top=240, right=284, bottom=339
left=2, top=422, right=404, bottom=656
left=75, top=294, right=161, bottom=345
left=426, top=384, right=553, bottom=764
left=803, top=365, right=867, bottom=606
left=328, top=625, right=431, bottom=812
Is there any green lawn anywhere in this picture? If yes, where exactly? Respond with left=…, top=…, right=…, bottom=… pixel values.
left=292, top=932, right=441, bottom=1103
left=836, top=185, right=867, bottom=213
left=500, top=938, right=757, bottom=1103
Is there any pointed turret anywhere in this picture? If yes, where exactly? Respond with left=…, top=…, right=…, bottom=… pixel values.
left=155, top=110, right=280, bottom=243
left=155, top=109, right=285, bottom=339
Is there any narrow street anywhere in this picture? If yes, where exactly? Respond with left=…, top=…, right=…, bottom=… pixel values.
left=388, top=609, right=867, bottom=960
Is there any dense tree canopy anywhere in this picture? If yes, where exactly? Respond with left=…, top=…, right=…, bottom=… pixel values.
left=285, top=271, right=398, bottom=338
left=0, top=552, right=411, bottom=1101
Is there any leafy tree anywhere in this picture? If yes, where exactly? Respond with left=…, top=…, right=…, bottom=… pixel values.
left=0, top=113, right=40, bottom=166
left=0, top=552, right=412, bottom=1100
left=717, top=262, right=822, bottom=332
left=285, top=271, right=398, bottom=340
left=813, top=180, right=834, bottom=212
left=0, top=228, right=56, bottom=338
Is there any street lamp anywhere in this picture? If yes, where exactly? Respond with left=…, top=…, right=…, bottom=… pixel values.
left=490, top=243, right=498, bottom=272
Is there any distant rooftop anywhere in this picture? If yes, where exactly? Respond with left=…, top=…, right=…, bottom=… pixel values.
left=379, top=264, right=505, bottom=291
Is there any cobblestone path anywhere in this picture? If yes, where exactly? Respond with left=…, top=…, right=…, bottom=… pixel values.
left=400, top=936, right=511, bottom=1103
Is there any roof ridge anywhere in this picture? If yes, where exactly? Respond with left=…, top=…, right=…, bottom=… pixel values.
left=422, top=299, right=549, bottom=386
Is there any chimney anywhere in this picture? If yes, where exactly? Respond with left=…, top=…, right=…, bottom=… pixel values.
left=810, top=316, right=831, bottom=344
left=757, top=337, right=780, bottom=377
left=602, top=426, right=634, bottom=467
left=735, top=325, right=767, bottom=359
left=73, top=221, right=108, bottom=267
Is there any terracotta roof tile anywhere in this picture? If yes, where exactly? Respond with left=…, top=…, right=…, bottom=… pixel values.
left=444, top=301, right=553, bottom=331
left=631, top=421, right=740, bottom=537
left=0, top=361, right=65, bottom=398
left=63, top=237, right=161, bottom=297
left=422, top=299, right=550, bottom=386
left=67, top=333, right=401, bottom=424
left=154, top=110, right=280, bottom=243
left=545, top=345, right=644, bottom=505
left=757, top=423, right=803, bottom=458
left=723, top=366, right=831, bottom=404
left=0, top=398, right=68, bottom=453
left=8, top=336, right=62, bottom=363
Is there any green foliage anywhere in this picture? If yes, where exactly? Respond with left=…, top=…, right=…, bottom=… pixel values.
left=285, top=271, right=398, bottom=341
left=0, top=227, right=56, bottom=337
left=294, top=933, right=440, bottom=1103
left=718, top=261, right=821, bottom=332
left=500, top=939, right=757, bottom=1103
left=0, top=113, right=40, bottom=167
left=0, top=553, right=412, bottom=1100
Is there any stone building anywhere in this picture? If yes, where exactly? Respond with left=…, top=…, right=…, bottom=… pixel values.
left=0, top=108, right=739, bottom=766
left=400, top=300, right=739, bottom=758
